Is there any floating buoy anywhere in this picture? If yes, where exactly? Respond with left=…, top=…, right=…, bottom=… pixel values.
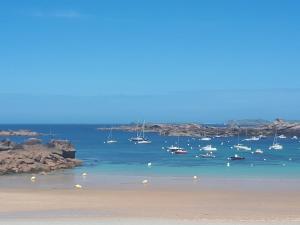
left=264, top=158, right=267, bottom=161
left=282, top=163, right=286, bottom=167
left=289, top=158, right=292, bottom=161
left=193, top=176, right=198, bottom=180
left=195, top=155, right=199, bottom=158
left=147, top=162, right=152, bottom=167
left=74, top=184, right=82, bottom=189
left=226, top=162, right=230, bottom=167
left=82, top=172, right=88, bottom=177
left=30, top=176, right=36, bottom=182
left=142, top=179, right=148, bottom=184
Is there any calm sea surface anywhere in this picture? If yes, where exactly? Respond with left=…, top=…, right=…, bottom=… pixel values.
left=1, top=124, right=300, bottom=181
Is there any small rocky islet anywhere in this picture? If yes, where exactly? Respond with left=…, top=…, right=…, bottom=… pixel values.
left=0, top=138, right=81, bottom=175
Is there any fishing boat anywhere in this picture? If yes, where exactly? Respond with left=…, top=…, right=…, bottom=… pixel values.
left=106, top=128, right=117, bottom=144
left=228, top=154, right=245, bottom=160
left=269, top=128, right=283, bottom=150
left=201, top=145, right=217, bottom=151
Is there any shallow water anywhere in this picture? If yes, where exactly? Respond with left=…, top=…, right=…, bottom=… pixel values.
left=1, top=124, right=300, bottom=186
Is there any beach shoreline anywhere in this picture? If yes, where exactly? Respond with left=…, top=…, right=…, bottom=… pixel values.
left=1, top=179, right=300, bottom=224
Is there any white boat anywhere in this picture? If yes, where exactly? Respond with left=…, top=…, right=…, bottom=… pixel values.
left=269, top=128, right=283, bottom=150
left=200, top=137, right=211, bottom=141
left=269, top=143, right=283, bottom=150
left=167, top=145, right=184, bottom=152
left=243, top=136, right=260, bottom=141
left=258, top=134, right=267, bottom=139
left=200, top=152, right=216, bottom=158
left=137, top=140, right=151, bottom=144
left=129, top=123, right=143, bottom=142
left=278, top=134, right=287, bottom=139
left=255, top=149, right=264, bottom=154
left=137, top=121, right=151, bottom=144
left=234, top=144, right=252, bottom=151
left=106, top=128, right=117, bottom=144
left=201, top=145, right=217, bottom=151
left=234, top=130, right=251, bottom=151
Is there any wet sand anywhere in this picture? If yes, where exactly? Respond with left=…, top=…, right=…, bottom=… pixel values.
left=0, top=184, right=300, bottom=224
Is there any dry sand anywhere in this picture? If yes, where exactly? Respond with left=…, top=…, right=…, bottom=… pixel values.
left=0, top=186, right=300, bottom=224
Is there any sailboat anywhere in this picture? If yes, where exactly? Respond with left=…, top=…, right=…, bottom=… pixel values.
left=129, top=122, right=144, bottom=142
left=269, top=128, right=283, bottom=150
left=200, top=131, right=211, bottom=141
left=233, top=129, right=251, bottom=151
left=167, top=137, right=187, bottom=154
left=106, top=128, right=117, bottom=144
left=137, top=121, right=151, bottom=144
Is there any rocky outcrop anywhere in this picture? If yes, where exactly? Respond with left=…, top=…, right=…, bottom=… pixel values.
left=98, top=119, right=300, bottom=137
left=0, top=129, right=40, bottom=137
left=0, top=139, right=81, bottom=175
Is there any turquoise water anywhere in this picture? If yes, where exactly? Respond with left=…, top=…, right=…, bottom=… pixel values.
left=1, top=124, right=300, bottom=179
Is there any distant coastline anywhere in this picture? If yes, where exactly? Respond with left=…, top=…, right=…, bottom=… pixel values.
left=98, top=118, right=300, bottom=137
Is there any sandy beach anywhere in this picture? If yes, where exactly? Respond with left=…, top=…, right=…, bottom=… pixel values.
left=1, top=182, right=300, bottom=225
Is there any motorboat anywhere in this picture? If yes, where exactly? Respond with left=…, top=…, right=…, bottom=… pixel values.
left=243, top=136, right=260, bottom=141
left=234, top=144, right=251, bottom=151
left=255, top=149, right=264, bottom=154
left=278, top=134, right=287, bottom=139
left=200, top=152, right=216, bottom=158
left=167, top=145, right=184, bottom=152
left=228, top=154, right=245, bottom=160
left=201, top=145, right=217, bottom=151
left=269, top=143, right=283, bottom=150
left=200, top=137, right=211, bottom=141
left=174, top=149, right=188, bottom=154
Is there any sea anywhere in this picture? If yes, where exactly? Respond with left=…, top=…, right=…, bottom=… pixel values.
left=1, top=124, right=300, bottom=190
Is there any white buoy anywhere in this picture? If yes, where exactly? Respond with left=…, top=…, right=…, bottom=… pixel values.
left=264, top=158, right=267, bottom=161
left=142, top=179, right=148, bottom=184
left=195, top=155, right=199, bottom=158
left=147, top=162, right=152, bottom=167
left=74, top=184, right=82, bottom=189
left=82, top=172, right=88, bottom=177
left=193, top=175, right=198, bottom=180
left=226, top=162, right=230, bottom=167
left=282, top=163, right=286, bottom=167
left=30, top=176, right=36, bottom=182
left=289, top=158, right=292, bottom=161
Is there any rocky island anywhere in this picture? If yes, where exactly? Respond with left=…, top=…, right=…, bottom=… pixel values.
left=0, top=138, right=81, bottom=175
left=98, top=119, right=300, bottom=137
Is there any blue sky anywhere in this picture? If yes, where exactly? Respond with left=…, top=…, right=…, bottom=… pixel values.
left=0, top=0, right=300, bottom=123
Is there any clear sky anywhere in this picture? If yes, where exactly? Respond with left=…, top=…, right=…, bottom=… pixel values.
left=0, top=0, right=300, bottom=123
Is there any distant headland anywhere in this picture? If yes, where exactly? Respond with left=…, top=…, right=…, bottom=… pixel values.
left=98, top=119, right=300, bottom=137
